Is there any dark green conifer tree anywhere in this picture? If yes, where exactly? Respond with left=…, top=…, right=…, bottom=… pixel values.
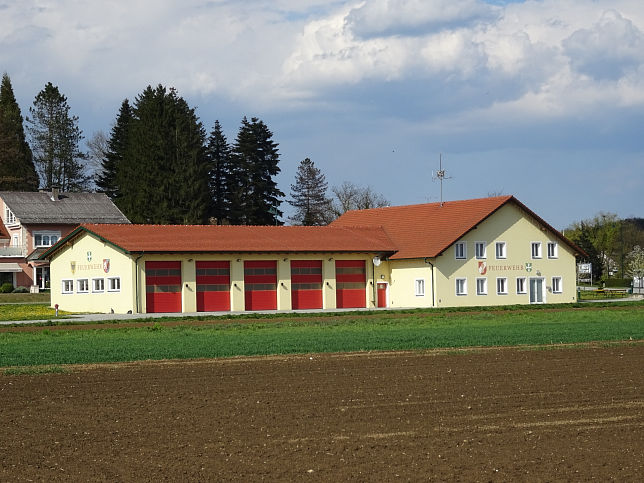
left=116, top=85, right=209, bottom=224
left=206, top=120, right=233, bottom=224
left=26, top=82, right=89, bottom=192
left=0, top=73, right=39, bottom=191
left=96, top=99, right=132, bottom=200
left=288, top=158, right=331, bottom=225
left=231, top=117, right=283, bottom=225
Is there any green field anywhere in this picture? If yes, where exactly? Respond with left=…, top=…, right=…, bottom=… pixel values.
left=1, top=304, right=642, bottom=367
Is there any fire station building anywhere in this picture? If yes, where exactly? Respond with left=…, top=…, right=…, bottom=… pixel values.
left=41, top=196, right=584, bottom=314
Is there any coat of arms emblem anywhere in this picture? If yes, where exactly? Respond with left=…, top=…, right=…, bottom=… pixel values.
left=103, top=259, right=110, bottom=273
left=70, top=261, right=76, bottom=274
left=478, top=261, right=487, bottom=275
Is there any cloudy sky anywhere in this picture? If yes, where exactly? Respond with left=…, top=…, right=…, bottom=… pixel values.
left=2, top=0, right=643, bottom=228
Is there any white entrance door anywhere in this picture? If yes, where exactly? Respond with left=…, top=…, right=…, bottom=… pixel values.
left=529, top=277, right=545, bottom=304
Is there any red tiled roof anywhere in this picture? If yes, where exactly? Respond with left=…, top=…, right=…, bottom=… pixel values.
left=332, top=195, right=583, bottom=259
left=59, top=223, right=397, bottom=254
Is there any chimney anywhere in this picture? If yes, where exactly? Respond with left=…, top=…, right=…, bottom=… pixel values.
left=51, top=186, right=60, bottom=201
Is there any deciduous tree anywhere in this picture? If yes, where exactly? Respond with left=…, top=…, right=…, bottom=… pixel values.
left=326, top=181, right=389, bottom=221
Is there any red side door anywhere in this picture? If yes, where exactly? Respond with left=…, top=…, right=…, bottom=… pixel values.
left=377, top=282, right=387, bottom=308
left=145, top=261, right=182, bottom=313
left=244, top=261, right=277, bottom=311
left=335, top=260, right=366, bottom=308
left=196, top=261, right=230, bottom=311
left=291, top=260, right=323, bottom=309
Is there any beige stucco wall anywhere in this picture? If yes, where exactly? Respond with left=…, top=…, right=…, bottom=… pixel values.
left=433, top=203, right=578, bottom=307
left=50, top=233, right=137, bottom=313
left=385, top=259, right=435, bottom=308
left=129, top=252, right=379, bottom=314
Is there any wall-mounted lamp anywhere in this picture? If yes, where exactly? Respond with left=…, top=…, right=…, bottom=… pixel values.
left=328, top=257, right=333, bottom=262
left=283, top=258, right=288, bottom=262
left=326, top=281, right=332, bottom=288
left=380, top=274, right=385, bottom=279
left=236, top=258, right=241, bottom=262
left=280, top=282, right=286, bottom=288
left=369, top=281, right=373, bottom=285
left=187, top=258, right=193, bottom=262
left=536, top=271, right=541, bottom=276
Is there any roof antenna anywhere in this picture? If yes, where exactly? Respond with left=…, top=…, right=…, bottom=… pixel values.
left=432, top=154, right=452, bottom=206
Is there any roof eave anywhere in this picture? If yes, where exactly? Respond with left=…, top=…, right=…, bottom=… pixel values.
left=38, top=226, right=131, bottom=261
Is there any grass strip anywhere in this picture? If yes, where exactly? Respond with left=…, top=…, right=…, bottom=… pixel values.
left=0, top=303, right=70, bottom=321
left=3, top=366, right=68, bottom=375
left=1, top=306, right=643, bottom=367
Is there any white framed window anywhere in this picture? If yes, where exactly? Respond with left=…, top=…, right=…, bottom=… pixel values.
left=476, top=277, right=487, bottom=295
left=516, top=277, right=527, bottom=294
left=547, top=242, right=558, bottom=259
left=495, top=241, right=506, bottom=259
left=107, top=277, right=121, bottom=292
left=531, top=242, right=542, bottom=259
left=62, top=279, right=73, bottom=294
left=455, top=242, right=466, bottom=259
left=455, top=278, right=467, bottom=296
left=415, top=278, right=425, bottom=297
left=5, top=207, right=16, bottom=225
left=34, top=231, right=61, bottom=248
left=77, top=278, right=89, bottom=293
left=475, top=242, right=486, bottom=259
left=496, top=277, right=508, bottom=295
left=552, top=276, right=562, bottom=293
left=92, top=278, right=105, bottom=293
left=12, top=234, right=19, bottom=247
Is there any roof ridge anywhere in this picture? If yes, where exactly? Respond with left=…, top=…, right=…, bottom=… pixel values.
left=339, top=195, right=514, bottom=215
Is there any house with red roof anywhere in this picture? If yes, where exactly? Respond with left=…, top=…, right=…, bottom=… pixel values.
left=0, top=189, right=129, bottom=290
left=40, top=195, right=583, bottom=314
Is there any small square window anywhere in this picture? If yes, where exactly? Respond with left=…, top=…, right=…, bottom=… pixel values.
left=475, top=242, right=486, bottom=259
left=92, top=278, right=105, bottom=293
left=495, top=242, right=506, bottom=259
left=456, top=278, right=467, bottom=296
left=496, top=277, right=508, bottom=295
left=476, top=278, right=487, bottom=295
left=455, top=242, right=466, bottom=259
left=547, top=242, right=558, bottom=259
left=108, top=277, right=121, bottom=292
left=415, top=279, right=425, bottom=297
left=552, top=276, right=562, bottom=293
left=62, top=279, right=73, bottom=294
left=77, top=279, right=89, bottom=293
left=531, top=242, right=542, bottom=259
left=516, top=277, right=527, bottom=294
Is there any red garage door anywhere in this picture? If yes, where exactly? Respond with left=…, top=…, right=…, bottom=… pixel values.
left=196, top=261, right=230, bottom=312
left=291, top=260, right=323, bottom=310
left=336, top=260, right=366, bottom=308
left=244, top=261, right=277, bottom=311
left=146, top=261, right=182, bottom=313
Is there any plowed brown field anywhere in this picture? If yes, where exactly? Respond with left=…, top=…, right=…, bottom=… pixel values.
left=1, top=345, right=643, bottom=481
